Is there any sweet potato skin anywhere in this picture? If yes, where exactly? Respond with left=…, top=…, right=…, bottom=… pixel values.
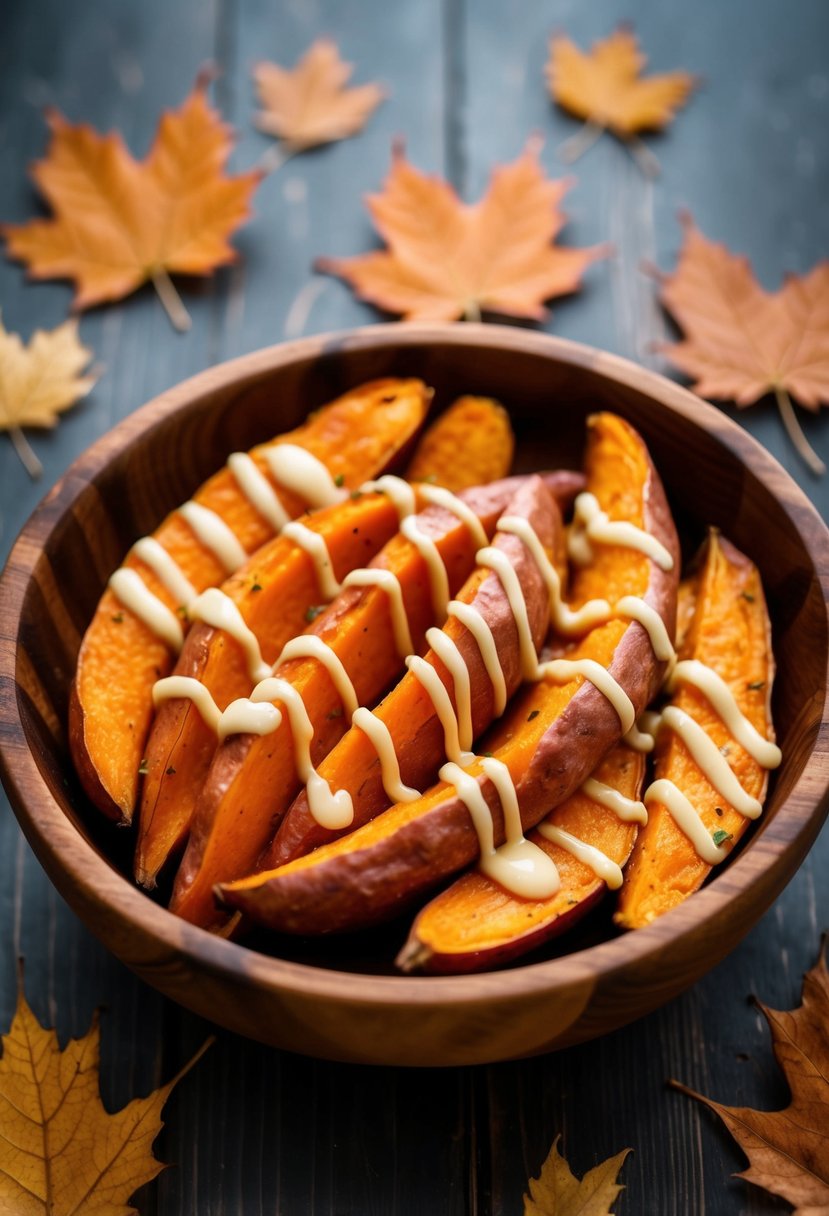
left=70, top=378, right=432, bottom=822
left=406, top=396, right=515, bottom=490
left=218, top=413, right=680, bottom=935
left=134, top=491, right=402, bottom=887
left=268, top=476, right=562, bottom=866
left=398, top=744, right=645, bottom=973
left=615, top=531, right=777, bottom=929
left=170, top=475, right=564, bottom=929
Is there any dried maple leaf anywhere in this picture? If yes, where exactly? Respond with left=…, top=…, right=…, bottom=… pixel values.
left=0, top=967, right=211, bottom=1215
left=316, top=139, right=605, bottom=323
left=670, top=940, right=829, bottom=1213
left=2, top=73, right=261, bottom=331
left=659, top=213, right=829, bottom=475
left=0, top=316, right=96, bottom=479
left=524, top=1136, right=631, bottom=1215
left=253, top=39, right=384, bottom=168
left=546, top=28, right=695, bottom=174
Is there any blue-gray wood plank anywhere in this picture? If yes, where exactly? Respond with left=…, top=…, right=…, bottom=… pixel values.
left=0, top=0, right=826, bottom=1212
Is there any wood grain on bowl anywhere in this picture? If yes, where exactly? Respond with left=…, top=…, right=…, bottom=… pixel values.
left=1, top=324, right=828, bottom=1067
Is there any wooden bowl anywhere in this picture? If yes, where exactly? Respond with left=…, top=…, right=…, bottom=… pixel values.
left=1, top=323, right=827, bottom=1067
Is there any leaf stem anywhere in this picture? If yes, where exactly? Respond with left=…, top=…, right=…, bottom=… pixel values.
left=258, top=142, right=298, bottom=176
left=8, top=426, right=43, bottom=479
left=774, top=385, right=825, bottom=476
left=558, top=120, right=604, bottom=164
left=624, top=135, right=661, bottom=179
left=151, top=268, right=192, bottom=333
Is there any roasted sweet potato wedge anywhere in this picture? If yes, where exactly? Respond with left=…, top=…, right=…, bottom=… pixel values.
left=615, top=531, right=780, bottom=928
left=398, top=744, right=645, bottom=973
left=135, top=491, right=402, bottom=887
left=218, top=412, right=680, bottom=935
left=170, top=474, right=572, bottom=929
left=268, top=475, right=564, bottom=866
left=70, top=378, right=432, bottom=822
left=406, top=396, right=515, bottom=490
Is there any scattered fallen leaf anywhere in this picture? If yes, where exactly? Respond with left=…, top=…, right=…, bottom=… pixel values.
left=253, top=38, right=384, bottom=169
left=2, top=71, right=261, bottom=332
left=524, top=1136, right=631, bottom=1216
left=0, top=316, right=97, bottom=479
left=546, top=27, right=695, bottom=174
left=658, top=213, right=829, bottom=475
left=316, top=139, right=605, bottom=323
left=670, top=939, right=829, bottom=1213
left=0, top=966, right=212, bottom=1215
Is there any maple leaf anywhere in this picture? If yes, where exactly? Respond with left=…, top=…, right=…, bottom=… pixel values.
left=253, top=39, right=385, bottom=170
left=546, top=27, right=695, bottom=175
left=316, top=139, right=605, bottom=323
left=524, top=1136, right=631, bottom=1216
left=659, top=213, right=829, bottom=476
left=0, top=966, right=211, bottom=1215
left=0, top=316, right=97, bottom=479
left=1, top=73, right=261, bottom=331
left=670, top=940, right=829, bottom=1213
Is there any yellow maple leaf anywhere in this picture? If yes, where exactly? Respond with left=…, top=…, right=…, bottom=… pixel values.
left=0, top=972, right=211, bottom=1215
left=524, top=1136, right=631, bottom=1216
left=253, top=38, right=385, bottom=168
left=0, top=316, right=97, bottom=479
left=2, top=74, right=261, bottom=331
left=546, top=28, right=695, bottom=174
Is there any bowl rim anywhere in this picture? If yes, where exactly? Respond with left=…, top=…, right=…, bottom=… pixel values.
left=2, top=321, right=828, bottom=1010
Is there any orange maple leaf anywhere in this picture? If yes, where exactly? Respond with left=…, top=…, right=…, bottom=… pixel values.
left=659, top=214, right=829, bottom=475
left=547, top=28, right=695, bottom=173
left=670, top=941, right=829, bottom=1214
left=2, top=74, right=261, bottom=331
left=253, top=39, right=385, bottom=156
left=316, top=140, right=605, bottom=323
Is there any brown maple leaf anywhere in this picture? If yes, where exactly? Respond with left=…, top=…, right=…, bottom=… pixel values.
left=2, top=73, right=261, bottom=331
left=670, top=940, right=829, bottom=1213
left=0, top=964, right=212, bottom=1214
left=547, top=27, right=695, bottom=175
left=253, top=39, right=385, bottom=170
left=524, top=1136, right=631, bottom=1215
left=316, top=139, right=605, bottom=323
left=0, top=315, right=97, bottom=479
left=659, top=213, right=829, bottom=475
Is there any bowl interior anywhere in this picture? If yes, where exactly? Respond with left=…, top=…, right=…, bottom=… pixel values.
left=7, top=326, right=829, bottom=980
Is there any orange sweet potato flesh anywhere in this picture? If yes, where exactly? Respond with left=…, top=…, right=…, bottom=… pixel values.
left=134, top=491, right=401, bottom=888
left=268, top=476, right=564, bottom=867
left=406, top=396, right=515, bottom=489
left=218, top=412, right=680, bottom=935
left=169, top=474, right=569, bottom=930
left=398, top=745, right=645, bottom=973
left=615, top=532, right=777, bottom=929
left=70, top=378, right=431, bottom=823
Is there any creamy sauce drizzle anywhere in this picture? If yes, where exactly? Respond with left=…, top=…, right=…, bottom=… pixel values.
left=538, top=658, right=636, bottom=734
left=536, top=822, right=625, bottom=889
left=152, top=676, right=282, bottom=742
left=351, top=708, right=421, bottom=804
left=342, top=568, right=414, bottom=657
left=132, top=537, right=197, bottom=608
left=188, top=589, right=271, bottom=683
left=569, top=492, right=675, bottom=571
left=405, top=655, right=475, bottom=767
left=109, top=569, right=184, bottom=652
left=178, top=501, right=248, bottom=573
left=447, top=600, right=507, bottom=715
left=265, top=444, right=349, bottom=509
left=228, top=452, right=290, bottom=531
left=581, top=777, right=648, bottom=824
left=400, top=515, right=450, bottom=619
left=426, top=627, right=474, bottom=751
left=280, top=521, right=341, bottom=600
left=276, top=636, right=359, bottom=718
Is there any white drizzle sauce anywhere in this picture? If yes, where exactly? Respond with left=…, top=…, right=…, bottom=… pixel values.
left=447, top=601, right=507, bottom=715
left=178, top=501, right=248, bottom=573
left=581, top=777, right=648, bottom=824
left=405, top=655, right=475, bottom=767
left=476, top=546, right=538, bottom=679
left=342, top=569, right=414, bottom=657
left=109, top=569, right=184, bottom=652
left=569, top=492, right=675, bottom=571
left=669, top=660, right=782, bottom=768
left=400, top=515, right=450, bottom=619
left=659, top=706, right=763, bottom=818
left=132, top=537, right=197, bottom=608
left=264, top=444, right=348, bottom=509
left=645, top=779, right=728, bottom=865
left=536, top=822, right=624, bottom=889
left=280, top=522, right=341, bottom=600
left=418, top=484, right=489, bottom=549
left=275, top=636, right=359, bottom=718
left=152, top=676, right=282, bottom=742
left=228, top=452, right=290, bottom=532
left=479, top=757, right=560, bottom=898
left=351, top=708, right=421, bottom=803
left=188, top=589, right=271, bottom=683
left=426, top=627, right=474, bottom=751
left=537, top=658, right=636, bottom=734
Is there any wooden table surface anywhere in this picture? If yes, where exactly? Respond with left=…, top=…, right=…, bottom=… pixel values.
left=1, top=1, right=827, bottom=1212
